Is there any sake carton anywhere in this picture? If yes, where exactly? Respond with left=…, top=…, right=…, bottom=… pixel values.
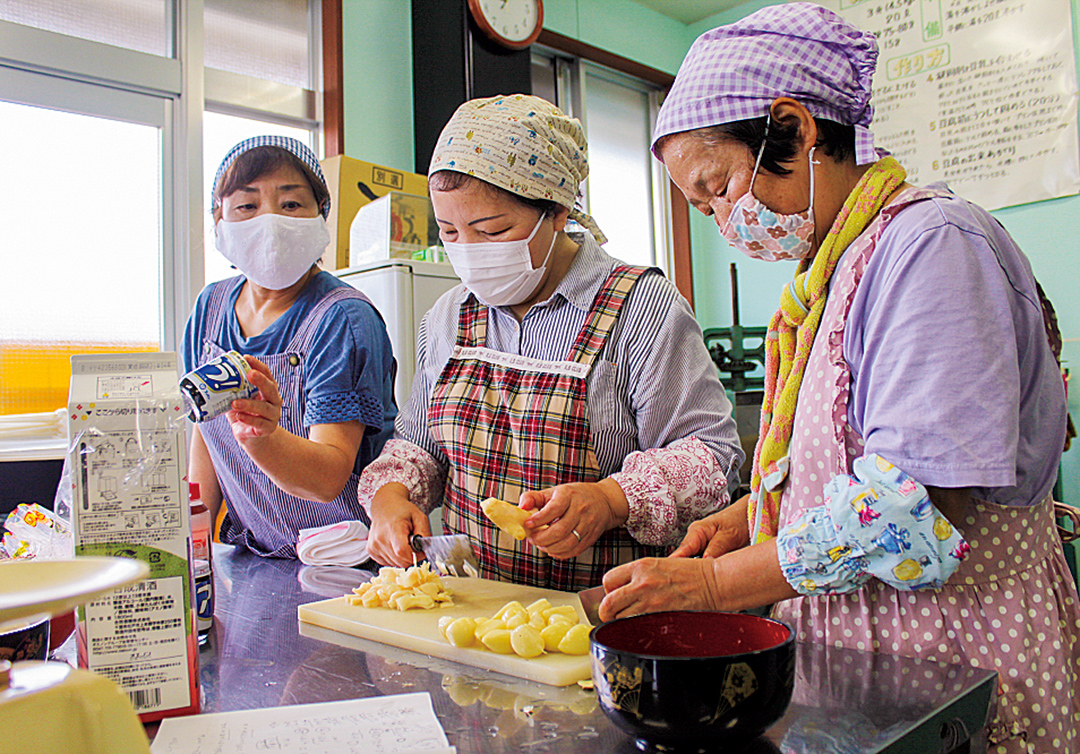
left=67, top=352, right=199, bottom=722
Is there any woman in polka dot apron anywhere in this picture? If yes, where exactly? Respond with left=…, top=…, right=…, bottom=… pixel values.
left=599, top=6, right=1080, bottom=751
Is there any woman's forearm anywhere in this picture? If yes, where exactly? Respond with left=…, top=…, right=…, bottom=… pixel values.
left=239, top=421, right=363, bottom=502
left=710, top=538, right=799, bottom=612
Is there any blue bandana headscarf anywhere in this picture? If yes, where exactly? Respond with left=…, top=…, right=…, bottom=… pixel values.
left=212, top=135, right=330, bottom=217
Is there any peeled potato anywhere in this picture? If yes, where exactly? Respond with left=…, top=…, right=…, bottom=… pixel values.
left=482, top=628, right=514, bottom=654
left=446, top=617, right=478, bottom=648
left=557, top=624, right=591, bottom=655
left=510, top=624, right=544, bottom=658
left=481, top=497, right=532, bottom=540
left=540, top=621, right=572, bottom=652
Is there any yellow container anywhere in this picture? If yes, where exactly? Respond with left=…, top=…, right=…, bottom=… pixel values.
left=320, top=155, right=428, bottom=270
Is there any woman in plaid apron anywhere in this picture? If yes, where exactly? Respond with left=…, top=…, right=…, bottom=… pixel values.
left=359, top=95, right=743, bottom=590
left=600, top=5, right=1080, bottom=750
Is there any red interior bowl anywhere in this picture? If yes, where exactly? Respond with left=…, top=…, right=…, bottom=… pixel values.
left=594, top=610, right=791, bottom=658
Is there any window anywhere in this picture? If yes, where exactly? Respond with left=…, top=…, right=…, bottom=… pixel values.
left=532, top=51, right=671, bottom=272
left=0, top=2, right=323, bottom=418
left=202, top=113, right=315, bottom=285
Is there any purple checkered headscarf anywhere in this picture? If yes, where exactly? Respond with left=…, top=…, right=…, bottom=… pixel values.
left=212, top=135, right=330, bottom=217
left=652, top=3, right=881, bottom=165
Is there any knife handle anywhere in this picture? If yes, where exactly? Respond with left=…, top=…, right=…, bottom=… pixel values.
left=408, top=534, right=424, bottom=552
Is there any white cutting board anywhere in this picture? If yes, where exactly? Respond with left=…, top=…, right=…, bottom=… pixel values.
left=297, top=577, right=592, bottom=687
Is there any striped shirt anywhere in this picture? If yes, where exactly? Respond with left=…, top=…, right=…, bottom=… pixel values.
left=361, top=234, right=743, bottom=545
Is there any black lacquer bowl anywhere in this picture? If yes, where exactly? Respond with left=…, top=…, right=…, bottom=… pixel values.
left=591, top=611, right=795, bottom=753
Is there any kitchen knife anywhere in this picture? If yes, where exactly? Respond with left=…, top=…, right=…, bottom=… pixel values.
left=578, top=585, right=605, bottom=625
left=409, top=533, right=481, bottom=578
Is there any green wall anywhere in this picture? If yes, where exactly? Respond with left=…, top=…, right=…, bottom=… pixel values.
left=341, top=0, right=1080, bottom=504
left=341, top=0, right=689, bottom=170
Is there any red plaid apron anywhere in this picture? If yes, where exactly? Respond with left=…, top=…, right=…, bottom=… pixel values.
left=429, top=265, right=667, bottom=590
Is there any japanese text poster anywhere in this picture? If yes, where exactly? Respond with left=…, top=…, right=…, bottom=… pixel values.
left=827, top=0, right=1080, bottom=210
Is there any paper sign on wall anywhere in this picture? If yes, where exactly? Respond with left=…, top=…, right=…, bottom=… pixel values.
left=826, top=0, right=1080, bottom=210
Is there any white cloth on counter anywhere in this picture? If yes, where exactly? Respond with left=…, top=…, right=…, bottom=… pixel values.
left=296, top=520, right=370, bottom=566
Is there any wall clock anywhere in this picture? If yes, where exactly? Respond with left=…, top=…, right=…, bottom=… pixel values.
left=467, top=0, right=544, bottom=50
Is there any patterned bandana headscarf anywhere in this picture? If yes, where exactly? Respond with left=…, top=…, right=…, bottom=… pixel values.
left=212, top=135, right=330, bottom=218
left=429, top=94, right=607, bottom=244
left=652, top=2, right=881, bottom=165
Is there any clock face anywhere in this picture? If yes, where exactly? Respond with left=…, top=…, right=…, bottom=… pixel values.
left=470, top=0, right=543, bottom=49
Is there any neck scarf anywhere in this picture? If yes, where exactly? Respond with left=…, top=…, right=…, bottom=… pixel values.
left=748, top=156, right=907, bottom=544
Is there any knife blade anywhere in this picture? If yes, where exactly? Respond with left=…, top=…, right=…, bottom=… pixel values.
left=409, top=533, right=481, bottom=578
left=578, top=585, right=605, bottom=625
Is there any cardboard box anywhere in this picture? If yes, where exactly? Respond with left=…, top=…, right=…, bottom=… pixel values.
left=68, top=352, right=200, bottom=722
left=321, top=155, right=429, bottom=270
left=349, top=191, right=437, bottom=267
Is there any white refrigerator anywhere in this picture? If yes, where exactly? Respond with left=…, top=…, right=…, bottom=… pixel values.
left=336, top=259, right=460, bottom=408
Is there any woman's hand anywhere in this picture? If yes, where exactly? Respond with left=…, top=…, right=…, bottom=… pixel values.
left=227, top=356, right=283, bottom=443
left=670, top=494, right=750, bottom=558
left=518, top=479, right=629, bottom=560
left=600, top=538, right=797, bottom=622
left=367, top=483, right=431, bottom=567
left=598, top=557, right=722, bottom=621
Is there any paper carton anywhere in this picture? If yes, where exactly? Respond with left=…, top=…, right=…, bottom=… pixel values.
left=68, top=352, right=199, bottom=722
left=321, top=155, right=429, bottom=270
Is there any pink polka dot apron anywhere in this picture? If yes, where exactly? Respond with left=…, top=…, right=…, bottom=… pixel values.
left=429, top=266, right=667, bottom=591
left=770, top=187, right=1080, bottom=752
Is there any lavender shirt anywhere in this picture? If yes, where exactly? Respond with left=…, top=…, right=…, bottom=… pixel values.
left=844, top=188, right=1066, bottom=507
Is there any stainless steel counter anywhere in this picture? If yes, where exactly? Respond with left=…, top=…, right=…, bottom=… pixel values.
left=185, top=545, right=996, bottom=753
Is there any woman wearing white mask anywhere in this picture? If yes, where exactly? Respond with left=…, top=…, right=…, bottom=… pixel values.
left=358, top=95, right=743, bottom=591
left=182, top=136, right=397, bottom=558
left=598, top=6, right=1079, bottom=751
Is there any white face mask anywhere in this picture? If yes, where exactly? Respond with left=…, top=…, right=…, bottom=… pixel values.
left=215, top=213, right=330, bottom=290
left=442, top=213, right=557, bottom=307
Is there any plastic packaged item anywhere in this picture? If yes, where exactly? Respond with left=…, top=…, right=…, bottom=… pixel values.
left=189, top=483, right=213, bottom=636
left=179, top=350, right=258, bottom=422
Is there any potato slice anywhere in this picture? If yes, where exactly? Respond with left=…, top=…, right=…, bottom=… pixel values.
left=481, top=497, right=532, bottom=540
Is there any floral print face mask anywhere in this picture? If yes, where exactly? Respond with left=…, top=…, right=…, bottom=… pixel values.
left=720, top=125, right=818, bottom=262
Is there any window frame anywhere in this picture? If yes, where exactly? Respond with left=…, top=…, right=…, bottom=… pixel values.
left=0, top=0, right=331, bottom=423
left=534, top=29, right=694, bottom=309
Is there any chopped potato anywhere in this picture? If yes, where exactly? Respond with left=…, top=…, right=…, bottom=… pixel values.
left=347, top=562, right=453, bottom=611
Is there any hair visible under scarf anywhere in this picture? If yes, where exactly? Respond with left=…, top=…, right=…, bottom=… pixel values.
left=428, top=94, right=608, bottom=244
left=212, top=135, right=331, bottom=218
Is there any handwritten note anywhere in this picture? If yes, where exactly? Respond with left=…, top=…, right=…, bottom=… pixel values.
left=150, top=692, right=454, bottom=754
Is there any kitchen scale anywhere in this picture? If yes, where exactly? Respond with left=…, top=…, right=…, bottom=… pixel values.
left=0, top=557, right=152, bottom=754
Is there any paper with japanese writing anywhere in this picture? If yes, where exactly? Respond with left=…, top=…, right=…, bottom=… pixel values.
left=826, top=0, right=1079, bottom=210
left=150, top=692, right=454, bottom=754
